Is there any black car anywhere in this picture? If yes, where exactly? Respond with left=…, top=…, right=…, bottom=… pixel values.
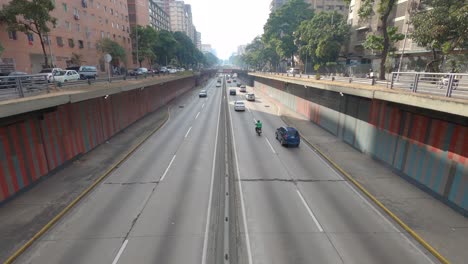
left=229, top=89, right=236, bottom=95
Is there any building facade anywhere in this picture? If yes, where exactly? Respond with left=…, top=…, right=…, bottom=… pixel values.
left=0, top=0, right=132, bottom=73
left=169, top=1, right=186, bottom=33
left=346, top=0, right=427, bottom=71
left=149, top=0, right=171, bottom=31
left=196, top=31, right=202, bottom=50
left=271, top=0, right=347, bottom=15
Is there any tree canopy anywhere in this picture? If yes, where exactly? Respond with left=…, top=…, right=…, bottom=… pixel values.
left=410, top=0, right=468, bottom=71
left=0, top=0, right=57, bottom=68
left=97, top=38, right=127, bottom=65
left=131, top=26, right=158, bottom=67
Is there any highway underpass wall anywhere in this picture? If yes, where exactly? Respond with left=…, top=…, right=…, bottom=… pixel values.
left=0, top=74, right=210, bottom=203
left=253, top=76, right=468, bottom=215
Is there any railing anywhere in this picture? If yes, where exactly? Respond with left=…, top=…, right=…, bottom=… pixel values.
left=390, top=72, right=468, bottom=99
left=252, top=71, right=468, bottom=99
left=0, top=72, right=171, bottom=101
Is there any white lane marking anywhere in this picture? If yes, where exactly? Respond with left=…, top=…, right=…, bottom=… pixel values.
left=201, top=84, right=223, bottom=264
left=160, top=155, right=176, bottom=181
left=296, top=126, right=435, bottom=262
left=202, top=103, right=205, bottom=108
left=247, top=107, right=251, bottom=113
left=296, top=190, right=324, bottom=232
left=253, top=117, right=257, bottom=122
left=185, top=126, right=192, bottom=138
left=111, top=239, right=129, bottom=264
left=265, top=137, right=276, bottom=154
left=195, top=112, right=200, bottom=119
left=228, top=95, right=253, bottom=264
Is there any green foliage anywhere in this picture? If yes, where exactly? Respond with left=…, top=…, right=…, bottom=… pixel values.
left=204, top=52, right=219, bottom=67
left=263, top=0, right=313, bottom=64
left=0, top=42, right=4, bottom=56
left=410, top=0, right=468, bottom=54
left=130, top=26, right=158, bottom=66
left=363, top=26, right=404, bottom=52
left=97, top=38, right=127, bottom=64
left=358, top=0, right=374, bottom=19
left=295, top=11, right=350, bottom=67
left=152, top=30, right=177, bottom=65
left=172, top=31, right=201, bottom=68
left=0, top=0, right=57, bottom=67
left=69, top=53, right=83, bottom=66
left=241, top=37, right=276, bottom=70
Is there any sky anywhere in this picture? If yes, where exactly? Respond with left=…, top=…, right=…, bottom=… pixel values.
left=183, top=0, right=272, bottom=60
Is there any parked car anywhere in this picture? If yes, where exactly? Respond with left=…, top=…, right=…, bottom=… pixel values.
left=275, top=127, right=300, bottom=147
left=129, top=67, right=148, bottom=76
left=229, top=89, right=236, bottom=95
left=168, top=68, right=178, bottom=74
left=78, top=66, right=98, bottom=79
left=53, top=70, right=80, bottom=83
left=239, top=85, right=247, bottom=92
left=287, top=68, right=300, bottom=74
left=160, top=67, right=168, bottom=73
left=234, top=101, right=245, bottom=111
left=199, top=90, right=207, bottom=97
left=246, top=93, right=255, bottom=101
left=38, top=68, right=63, bottom=82
left=0, top=72, right=31, bottom=88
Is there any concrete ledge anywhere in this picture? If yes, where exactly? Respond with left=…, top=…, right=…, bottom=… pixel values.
left=251, top=73, right=468, bottom=118
left=0, top=75, right=195, bottom=119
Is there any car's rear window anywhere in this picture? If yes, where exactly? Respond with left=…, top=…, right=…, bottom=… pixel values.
left=287, top=130, right=298, bottom=136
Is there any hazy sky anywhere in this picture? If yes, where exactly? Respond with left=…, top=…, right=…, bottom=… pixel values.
left=183, top=0, right=271, bottom=59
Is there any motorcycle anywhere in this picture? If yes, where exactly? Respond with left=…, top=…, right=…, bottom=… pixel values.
left=255, top=127, right=262, bottom=136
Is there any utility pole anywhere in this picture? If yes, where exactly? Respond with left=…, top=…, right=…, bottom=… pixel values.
left=135, top=26, right=139, bottom=67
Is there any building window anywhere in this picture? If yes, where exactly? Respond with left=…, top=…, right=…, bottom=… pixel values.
left=105, top=18, right=108, bottom=24
left=82, top=0, right=88, bottom=8
left=101, top=31, right=104, bottom=38
left=110, top=8, right=113, bottom=15
left=68, top=38, right=75, bottom=48
left=8, top=31, right=17, bottom=40
left=62, top=3, right=67, bottom=12
left=111, top=22, right=114, bottom=28
left=78, top=40, right=84, bottom=48
left=104, top=6, right=107, bottom=12
left=89, top=0, right=93, bottom=7
left=65, top=21, right=71, bottom=31
left=113, top=34, right=115, bottom=39
left=97, top=2, right=100, bottom=9
left=107, top=32, right=110, bottom=38
left=87, top=41, right=92, bottom=49
left=43, top=35, right=52, bottom=45
left=76, top=23, right=80, bottom=32
left=56, top=37, right=64, bottom=47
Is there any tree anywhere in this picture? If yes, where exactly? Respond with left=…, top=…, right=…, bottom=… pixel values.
left=68, top=53, right=84, bottom=67
left=152, top=30, right=177, bottom=66
left=97, top=38, right=127, bottom=65
left=263, top=0, right=313, bottom=67
left=172, top=32, right=199, bottom=68
left=131, top=26, right=157, bottom=67
left=296, top=11, right=350, bottom=70
left=0, top=42, right=4, bottom=56
left=410, top=0, right=468, bottom=72
left=356, top=0, right=398, bottom=80
left=0, top=0, right=56, bottom=68
left=363, top=25, right=404, bottom=72
left=204, top=52, right=219, bottom=67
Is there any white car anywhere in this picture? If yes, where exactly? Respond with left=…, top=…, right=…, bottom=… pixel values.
left=239, top=85, right=247, bottom=92
left=234, top=101, right=245, bottom=111
left=168, top=69, right=177, bottom=74
left=216, top=83, right=221, bottom=87
left=53, top=70, right=80, bottom=83
left=246, top=93, right=255, bottom=101
left=39, top=68, right=63, bottom=82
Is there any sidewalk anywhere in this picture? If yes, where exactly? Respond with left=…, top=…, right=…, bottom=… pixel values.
left=256, top=88, right=468, bottom=264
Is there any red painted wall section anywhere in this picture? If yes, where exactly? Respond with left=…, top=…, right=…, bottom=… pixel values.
left=0, top=77, right=197, bottom=203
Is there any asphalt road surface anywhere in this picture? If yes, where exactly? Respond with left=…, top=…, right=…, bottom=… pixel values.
left=13, top=77, right=438, bottom=264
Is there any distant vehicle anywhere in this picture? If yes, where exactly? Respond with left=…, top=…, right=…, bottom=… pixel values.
left=160, top=67, right=168, bottom=73
left=246, top=93, right=255, bottom=101
left=168, top=68, right=178, bottom=74
left=236, top=83, right=241, bottom=87
left=229, top=89, right=236, bottom=95
left=275, top=127, right=300, bottom=147
left=78, top=66, right=98, bottom=79
left=129, top=68, right=148, bottom=76
left=287, top=68, right=300, bottom=74
left=217, top=78, right=222, bottom=83
left=53, top=70, right=80, bottom=83
left=227, top=79, right=232, bottom=83
left=199, top=90, right=207, bottom=97
left=234, top=101, right=245, bottom=111
left=216, top=83, right=221, bottom=87
left=233, top=78, right=237, bottom=82
left=39, top=68, right=63, bottom=82
left=239, top=85, right=247, bottom=92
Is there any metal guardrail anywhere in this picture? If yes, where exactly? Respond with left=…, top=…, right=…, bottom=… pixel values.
left=253, top=71, right=468, bottom=99
left=0, top=72, right=176, bottom=101
left=390, top=72, right=468, bottom=99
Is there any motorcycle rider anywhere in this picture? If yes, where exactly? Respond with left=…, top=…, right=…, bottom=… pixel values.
left=255, top=120, right=262, bottom=134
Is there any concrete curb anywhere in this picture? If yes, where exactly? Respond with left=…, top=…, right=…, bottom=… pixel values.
left=4, top=107, right=171, bottom=264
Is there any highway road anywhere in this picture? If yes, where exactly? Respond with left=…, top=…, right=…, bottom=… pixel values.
left=13, top=77, right=438, bottom=264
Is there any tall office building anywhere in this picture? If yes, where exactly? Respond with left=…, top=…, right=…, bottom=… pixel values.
left=196, top=32, right=202, bottom=51
left=169, top=1, right=196, bottom=44
left=0, top=0, right=132, bottom=73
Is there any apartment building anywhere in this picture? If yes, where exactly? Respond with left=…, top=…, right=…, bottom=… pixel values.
left=196, top=31, right=202, bottom=50
left=149, top=0, right=171, bottom=31
left=271, top=0, right=348, bottom=15
left=0, top=0, right=132, bottom=74
left=347, top=0, right=426, bottom=70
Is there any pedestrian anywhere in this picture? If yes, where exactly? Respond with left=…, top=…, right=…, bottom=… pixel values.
left=369, top=69, right=374, bottom=79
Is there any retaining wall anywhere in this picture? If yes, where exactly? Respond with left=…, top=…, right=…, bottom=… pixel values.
left=255, top=77, right=468, bottom=215
left=0, top=76, right=201, bottom=203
